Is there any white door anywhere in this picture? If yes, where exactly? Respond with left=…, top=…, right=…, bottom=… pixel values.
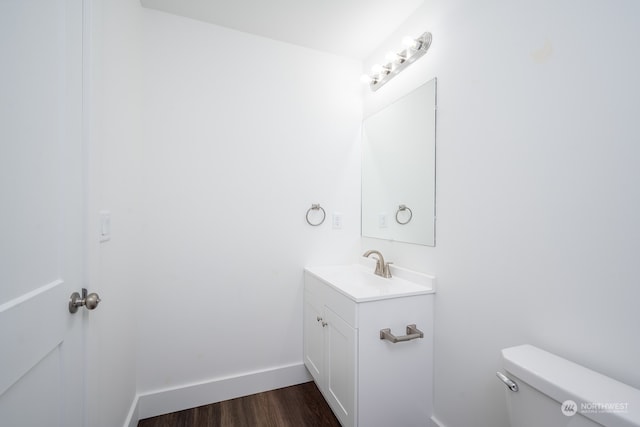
left=0, top=0, right=88, bottom=426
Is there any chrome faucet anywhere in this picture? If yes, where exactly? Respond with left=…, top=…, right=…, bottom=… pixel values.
left=363, top=250, right=392, bottom=278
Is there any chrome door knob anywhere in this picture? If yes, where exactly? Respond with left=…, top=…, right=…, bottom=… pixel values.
left=84, top=292, right=101, bottom=310
left=69, top=288, right=101, bottom=313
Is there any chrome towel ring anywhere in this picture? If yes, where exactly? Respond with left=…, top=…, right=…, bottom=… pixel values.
left=395, top=204, right=413, bottom=225
left=306, top=204, right=326, bottom=226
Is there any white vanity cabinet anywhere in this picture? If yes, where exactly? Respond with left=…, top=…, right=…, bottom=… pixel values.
left=303, top=265, right=435, bottom=427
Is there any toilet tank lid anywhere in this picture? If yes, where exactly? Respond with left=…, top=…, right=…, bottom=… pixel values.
left=502, top=344, right=640, bottom=427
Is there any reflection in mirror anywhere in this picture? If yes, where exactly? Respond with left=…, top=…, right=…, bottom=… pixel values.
left=361, top=78, right=436, bottom=246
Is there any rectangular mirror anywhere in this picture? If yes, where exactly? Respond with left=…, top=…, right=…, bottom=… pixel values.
left=361, top=78, right=437, bottom=246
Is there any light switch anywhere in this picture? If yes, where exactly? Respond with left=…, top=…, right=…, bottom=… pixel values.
left=378, top=213, right=388, bottom=228
left=99, top=211, right=111, bottom=242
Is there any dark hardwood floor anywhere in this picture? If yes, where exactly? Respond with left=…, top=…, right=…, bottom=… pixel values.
left=137, top=381, right=341, bottom=427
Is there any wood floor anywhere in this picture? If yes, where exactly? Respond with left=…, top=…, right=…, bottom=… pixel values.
left=137, top=382, right=341, bottom=427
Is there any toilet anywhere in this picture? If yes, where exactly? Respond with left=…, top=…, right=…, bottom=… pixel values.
left=498, top=344, right=640, bottom=427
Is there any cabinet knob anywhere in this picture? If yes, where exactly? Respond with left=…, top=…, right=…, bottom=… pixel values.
left=317, top=316, right=322, bottom=322
left=322, top=321, right=328, bottom=327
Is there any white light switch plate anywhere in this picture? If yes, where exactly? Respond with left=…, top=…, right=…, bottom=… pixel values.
left=332, top=212, right=343, bottom=229
left=378, top=213, right=388, bottom=228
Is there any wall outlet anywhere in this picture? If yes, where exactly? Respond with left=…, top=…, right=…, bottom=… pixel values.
left=332, top=212, right=343, bottom=229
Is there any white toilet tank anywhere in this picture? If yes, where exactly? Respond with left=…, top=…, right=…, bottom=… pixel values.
left=499, top=345, right=640, bottom=427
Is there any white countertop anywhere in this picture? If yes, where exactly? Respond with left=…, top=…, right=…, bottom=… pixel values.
left=304, top=262, right=435, bottom=302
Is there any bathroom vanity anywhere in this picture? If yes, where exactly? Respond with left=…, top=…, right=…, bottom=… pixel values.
left=303, top=262, right=435, bottom=427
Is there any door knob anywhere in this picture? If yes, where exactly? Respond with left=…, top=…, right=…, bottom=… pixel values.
left=69, top=288, right=101, bottom=313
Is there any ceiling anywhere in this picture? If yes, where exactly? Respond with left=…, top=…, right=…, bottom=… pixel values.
left=140, top=0, right=425, bottom=59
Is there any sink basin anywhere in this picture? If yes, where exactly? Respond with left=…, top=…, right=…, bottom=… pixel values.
left=304, top=261, right=435, bottom=302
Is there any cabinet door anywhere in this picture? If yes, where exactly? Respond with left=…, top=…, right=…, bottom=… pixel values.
left=303, top=292, right=324, bottom=386
left=357, top=296, right=433, bottom=427
left=325, top=307, right=357, bottom=427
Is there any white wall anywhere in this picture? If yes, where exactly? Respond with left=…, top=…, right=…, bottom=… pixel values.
left=86, top=0, right=142, bottom=426
left=362, top=1, right=640, bottom=426
left=136, top=8, right=362, bottom=396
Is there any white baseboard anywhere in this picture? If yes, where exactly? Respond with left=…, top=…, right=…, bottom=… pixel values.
left=431, top=415, right=446, bottom=427
left=133, top=362, right=312, bottom=421
left=123, top=394, right=140, bottom=427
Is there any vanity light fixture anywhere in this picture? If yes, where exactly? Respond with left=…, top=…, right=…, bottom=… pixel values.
left=362, top=31, right=432, bottom=91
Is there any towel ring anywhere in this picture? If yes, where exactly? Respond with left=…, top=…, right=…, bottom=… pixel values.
left=395, top=204, right=413, bottom=225
left=306, top=204, right=326, bottom=226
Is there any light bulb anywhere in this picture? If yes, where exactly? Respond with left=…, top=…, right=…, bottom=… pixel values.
left=385, top=52, right=398, bottom=62
left=371, top=63, right=391, bottom=75
left=385, top=51, right=406, bottom=64
left=360, top=74, right=373, bottom=84
left=402, top=36, right=419, bottom=49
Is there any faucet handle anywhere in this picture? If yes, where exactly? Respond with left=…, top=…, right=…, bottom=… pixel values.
left=383, top=262, right=393, bottom=278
